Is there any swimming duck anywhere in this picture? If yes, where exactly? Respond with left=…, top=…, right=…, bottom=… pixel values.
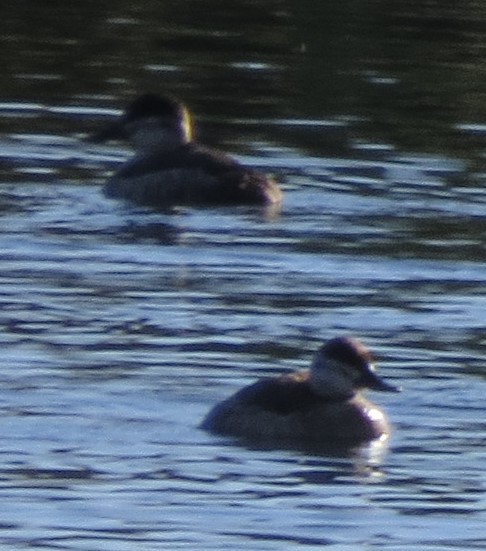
left=201, top=336, right=399, bottom=446
left=94, top=94, right=283, bottom=208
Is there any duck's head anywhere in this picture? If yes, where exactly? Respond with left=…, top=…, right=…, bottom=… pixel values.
left=94, top=93, right=194, bottom=152
left=309, top=336, right=400, bottom=399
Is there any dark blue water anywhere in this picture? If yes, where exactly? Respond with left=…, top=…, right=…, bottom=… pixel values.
left=0, top=1, right=485, bottom=549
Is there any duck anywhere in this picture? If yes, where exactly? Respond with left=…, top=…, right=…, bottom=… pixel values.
left=201, top=336, right=400, bottom=446
left=94, top=93, right=283, bottom=209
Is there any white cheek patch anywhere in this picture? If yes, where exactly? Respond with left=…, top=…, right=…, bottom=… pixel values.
left=128, top=118, right=178, bottom=151
left=311, top=361, right=353, bottom=397
left=128, top=113, right=193, bottom=150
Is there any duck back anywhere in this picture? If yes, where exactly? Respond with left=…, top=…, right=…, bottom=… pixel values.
left=104, top=143, right=282, bottom=207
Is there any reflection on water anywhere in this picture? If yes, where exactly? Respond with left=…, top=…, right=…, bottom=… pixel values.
left=0, top=0, right=485, bottom=550
left=236, top=435, right=392, bottom=477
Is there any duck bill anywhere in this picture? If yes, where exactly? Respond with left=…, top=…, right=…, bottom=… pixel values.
left=362, top=364, right=400, bottom=392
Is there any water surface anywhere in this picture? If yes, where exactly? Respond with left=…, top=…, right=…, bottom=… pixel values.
left=0, top=1, right=485, bottom=549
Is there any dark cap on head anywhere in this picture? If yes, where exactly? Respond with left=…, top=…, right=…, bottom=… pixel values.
left=124, top=94, right=185, bottom=122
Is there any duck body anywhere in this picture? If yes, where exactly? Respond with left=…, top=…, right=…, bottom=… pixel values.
left=201, top=371, right=390, bottom=444
left=201, top=337, right=399, bottom=446
left=104, top=142, right=281, bottom=207
left=96, top=94, right=282, bottom=209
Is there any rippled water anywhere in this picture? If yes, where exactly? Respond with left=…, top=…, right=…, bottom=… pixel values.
left=0, top=1, right=485, bottom=549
